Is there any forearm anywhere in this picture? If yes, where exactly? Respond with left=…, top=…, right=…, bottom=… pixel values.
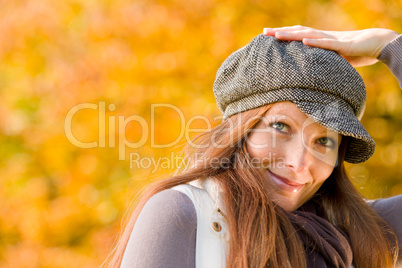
left=378, top=34, right=402, bottom=89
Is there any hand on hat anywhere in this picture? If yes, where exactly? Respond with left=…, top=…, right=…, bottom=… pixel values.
left=263, top=26, right=399, bottom=67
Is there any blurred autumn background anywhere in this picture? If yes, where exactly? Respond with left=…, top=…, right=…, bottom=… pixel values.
left=0, top=0, right=401, bottom=267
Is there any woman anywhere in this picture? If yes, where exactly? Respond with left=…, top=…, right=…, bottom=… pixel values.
left=108, top=26, right=402, bottom=267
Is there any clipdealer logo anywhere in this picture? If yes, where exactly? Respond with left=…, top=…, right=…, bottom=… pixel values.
left=64, top=101, right=338, bottom=171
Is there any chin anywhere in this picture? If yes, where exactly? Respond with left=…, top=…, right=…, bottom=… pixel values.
left=274, top=198, right=301, bottom=212
left=273, top=191, right=310, bottom=211
left=281, top=204, right=299, bottom=212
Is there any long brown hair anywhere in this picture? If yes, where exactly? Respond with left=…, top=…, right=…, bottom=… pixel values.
left=104, top=104, right=398, bottom=267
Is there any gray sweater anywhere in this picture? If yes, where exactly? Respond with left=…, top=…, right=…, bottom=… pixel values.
left=121, top=35, right=402, bottom=268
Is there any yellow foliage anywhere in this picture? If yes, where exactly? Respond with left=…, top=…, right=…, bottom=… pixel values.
left=0, top=0, right=401, bottom=266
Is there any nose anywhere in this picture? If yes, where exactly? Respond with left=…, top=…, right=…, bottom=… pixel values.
left=284, top=138, right=310, bottom=173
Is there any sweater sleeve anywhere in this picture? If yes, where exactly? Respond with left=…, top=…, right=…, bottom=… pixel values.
left=120, top=189, right=197, bottom=268
left=369, top=195, right=402, bottom=258
left=378, top=34, right=402, bottom=89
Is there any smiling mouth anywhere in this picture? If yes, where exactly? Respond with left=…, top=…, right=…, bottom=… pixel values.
left=267, top=169, right=305, bottom=193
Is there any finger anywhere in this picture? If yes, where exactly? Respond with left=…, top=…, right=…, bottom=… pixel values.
left=263, top=25, right=309, bottom=36
left=272, top=25, right=310, bottom=32
left=274, top=30, right=331, bottom=41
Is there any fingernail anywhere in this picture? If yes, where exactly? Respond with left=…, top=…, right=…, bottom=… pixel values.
left=263, top=28, right=272, bottom=35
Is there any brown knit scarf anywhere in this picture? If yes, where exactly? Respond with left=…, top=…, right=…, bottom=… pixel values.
left=286, top=200, right=353, bottom=268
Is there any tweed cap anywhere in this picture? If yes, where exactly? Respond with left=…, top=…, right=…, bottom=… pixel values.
left=213, top=34, right=375, bottom=164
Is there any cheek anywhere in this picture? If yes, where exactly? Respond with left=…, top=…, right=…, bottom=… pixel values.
left=246, top=132, right=276, bottom=157
left=306, top=147, right=339, bottom=171
left=313, top=164, right=335, bottom=185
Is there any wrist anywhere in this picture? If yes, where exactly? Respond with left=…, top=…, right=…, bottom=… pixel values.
left=377, top=30, right=400, bottom=58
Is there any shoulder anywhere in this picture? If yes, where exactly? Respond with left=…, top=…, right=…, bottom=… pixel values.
left=140, top=188, right=197, bottom=229
left=368, top=195, right=402, bottom=253
left=369, top=194, right=402, bottom=215
left=120, top=189, right=197, bottom=268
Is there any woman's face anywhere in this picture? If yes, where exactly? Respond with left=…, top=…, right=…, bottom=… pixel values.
left=246, top=101, right=342, bottom=211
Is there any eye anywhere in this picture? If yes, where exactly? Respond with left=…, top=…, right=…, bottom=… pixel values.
left=270, top=122, right=289, bottom=133
left=317, top=137, right=336, bottom=148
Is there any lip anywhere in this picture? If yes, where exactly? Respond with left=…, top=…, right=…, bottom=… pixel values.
left=267, top=169, right=305, bottom=193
